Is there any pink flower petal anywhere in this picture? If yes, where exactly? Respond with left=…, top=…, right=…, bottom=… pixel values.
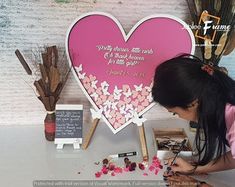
left=155, top=169, right=159, bottom=175
left=138, top=163, right=145, bottom=170
left=143, top=173, right=148, bottom=176
left=149, top=165, right=155, bottom=172
left=123, top=167, right=129, bottom=172
left=152, top=155, right=158, bottom=161
left=95, top=172, right=102, bottom=178
left=114, top=167, right=123, bottom=173
left=101, top=167, right=108, bottom=174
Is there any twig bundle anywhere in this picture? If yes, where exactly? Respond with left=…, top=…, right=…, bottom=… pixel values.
left=15, top=46, right=70, bottom=113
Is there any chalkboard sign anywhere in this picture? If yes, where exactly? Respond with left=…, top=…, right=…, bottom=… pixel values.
left=55, top=104, right=83, bottom=149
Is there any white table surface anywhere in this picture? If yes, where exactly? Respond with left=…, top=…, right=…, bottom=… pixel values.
left=0, top=119, right=234, bottom=187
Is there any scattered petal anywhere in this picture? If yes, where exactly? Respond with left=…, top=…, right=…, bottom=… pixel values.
left=123, top=167, right=129, bottom=172
left=155, top=169, right=159, bottom=175
left=153, top=155, right=158, bottom=160
left=108, top=163, right=115, bottom=171
left=114, top=167, right=123, bottom=173
left=101, top=167, right=108, bottom=175
left=149, top=165, right=155, bottom=172
left=138, top=163, right=145, bottom=170
left=95, top=172, right=102, bottom=178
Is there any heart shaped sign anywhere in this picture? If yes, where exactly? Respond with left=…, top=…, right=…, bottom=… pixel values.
left=66, top=12, right=195, bottom=134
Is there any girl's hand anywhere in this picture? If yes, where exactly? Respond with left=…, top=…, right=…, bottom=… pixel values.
left=166, top=157, right=195, bottom=174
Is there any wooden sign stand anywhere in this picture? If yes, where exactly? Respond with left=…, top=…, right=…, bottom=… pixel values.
left=82, top=110, right=149, bottom=161
left=82, top=118, right=100, bottom=150
left=138, top=123, right=149, bottom=161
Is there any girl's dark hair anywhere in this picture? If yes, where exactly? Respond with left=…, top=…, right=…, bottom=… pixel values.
left=152, top=54, right=235, bottom=166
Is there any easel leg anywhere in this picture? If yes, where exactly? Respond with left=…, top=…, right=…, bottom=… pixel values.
left=138, top=124, right=149, bottom=161
left=82, top=118, right=100, bottom=150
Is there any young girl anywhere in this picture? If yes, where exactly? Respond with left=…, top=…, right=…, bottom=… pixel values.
left=151, top=54, right=235, bottom=185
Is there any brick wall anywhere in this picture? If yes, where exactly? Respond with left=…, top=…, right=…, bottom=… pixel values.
left=0, top=0, right=234, bottom=126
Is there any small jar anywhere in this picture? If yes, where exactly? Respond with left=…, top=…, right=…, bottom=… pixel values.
left=44, top=113, right=56, bottom=141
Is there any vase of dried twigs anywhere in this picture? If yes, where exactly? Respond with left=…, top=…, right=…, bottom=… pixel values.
left=15, top=45, right=70, bottom=141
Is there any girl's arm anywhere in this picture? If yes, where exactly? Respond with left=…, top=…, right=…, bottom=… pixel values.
left=167, top=151, right=235, bottom=174
left=196, top=151, right=235, bottom=173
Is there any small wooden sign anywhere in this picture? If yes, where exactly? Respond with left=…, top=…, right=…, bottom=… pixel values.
left=55, top=104, right=83, bottom=149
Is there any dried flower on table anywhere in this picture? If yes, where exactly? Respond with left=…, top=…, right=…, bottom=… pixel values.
left=94, top=155, right=163, bottom=178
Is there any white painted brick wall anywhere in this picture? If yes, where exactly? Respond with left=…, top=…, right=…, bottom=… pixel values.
left=0, top=0, right=234, bottom=126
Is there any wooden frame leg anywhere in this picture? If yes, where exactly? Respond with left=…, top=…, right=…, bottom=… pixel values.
left=82, top=118, right=100, bottom=150
left=138, top=124, right=149, bottom=161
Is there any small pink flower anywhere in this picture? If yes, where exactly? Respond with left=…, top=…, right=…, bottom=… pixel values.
left=143, top=173, right=148, bottom=176
left=111, top=172, right=115, bottom=176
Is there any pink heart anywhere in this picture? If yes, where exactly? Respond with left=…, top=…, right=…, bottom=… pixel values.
left=124, top=97, right=131, bottom=104
left=122, top=85, right=130, bottom=92
left=141, top=99, right=149, bottom=107
left=96, top=87, right=102, bottom=95
left=100, top=95, right=107, bottom=102
left=141, top=88, right=149, bottom=96
left=96, top=98, right=102, bottom=105
left=109, top=118, right=116, bottom=125
left=117, top=100, right=125, bottom=107
left=67, top=12, right=194, bottom=133
left=118, top=117, right=126, bottom=124
left=131, top=100, right=139, bottom=107
left=138, top=95, right=145, bottom=102
left=132, top=90, right=139, bottom=99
